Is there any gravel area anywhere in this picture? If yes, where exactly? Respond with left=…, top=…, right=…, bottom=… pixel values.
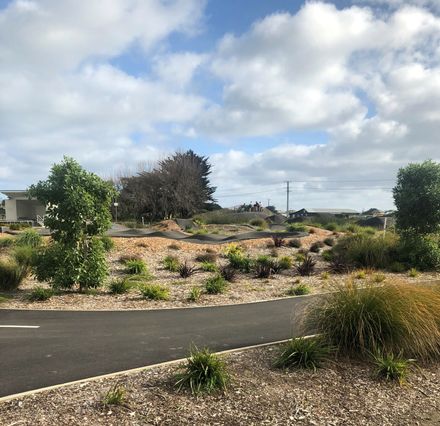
left=1, top=230, right=439, bottom=310
left=1, top=344, right=439, bottom=425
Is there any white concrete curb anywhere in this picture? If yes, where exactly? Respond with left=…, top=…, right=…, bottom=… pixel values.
left=0, top=334, right=318, bottom=403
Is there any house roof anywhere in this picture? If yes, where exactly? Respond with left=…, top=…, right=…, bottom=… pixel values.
left=0, top=190, right=31, bottom=199
left=294, top=208, right=359, bottom=214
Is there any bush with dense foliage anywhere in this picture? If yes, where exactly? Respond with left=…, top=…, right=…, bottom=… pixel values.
left=125, top=259, right=147, bottom=275
left=307, top=281, right=440, bottom=360
left=108, top=278, right=130, bottom=294
left=29, top=157, right=116, bottom=290
left=162, top=255, right=181, bottom=272
left=175, top=347, right=229, bottom=395
left=28, top=287, right=54, bottom=301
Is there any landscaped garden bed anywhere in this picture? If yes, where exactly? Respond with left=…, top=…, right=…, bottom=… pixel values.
left=0, top=343, right=439, bottom=425
left=1, top=229, right=439, bottom=311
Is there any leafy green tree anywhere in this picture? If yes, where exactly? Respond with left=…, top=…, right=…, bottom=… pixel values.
left=29, top=157, right=116, bottom=290
left=393, top=160, right=440, bottom=234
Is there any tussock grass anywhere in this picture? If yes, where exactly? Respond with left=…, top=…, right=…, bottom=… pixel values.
left=0, top=259, right=26, bottom=291
left=125, top=259, right=147, bottom=275
left=308, top=281, right=440, bottom=361
left=274, top=337, right=332, bottom=371
left=175, top=347, right=229, bottom=395
left=372, top=351, right=412, bottom=385
left=140, top=284, right=169, bottom=301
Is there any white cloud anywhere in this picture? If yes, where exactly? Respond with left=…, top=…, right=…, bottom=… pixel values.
left=0, top=0, right=206, bottom=187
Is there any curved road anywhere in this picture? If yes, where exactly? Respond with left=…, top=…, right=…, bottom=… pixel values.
left=0, top=297, right=316, bottom=398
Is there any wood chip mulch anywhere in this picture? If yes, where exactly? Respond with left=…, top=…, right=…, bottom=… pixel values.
left=1, top=345, right=439, bottom=425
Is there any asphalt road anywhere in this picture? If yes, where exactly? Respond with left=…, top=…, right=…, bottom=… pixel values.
left=0, top=297, right=316, bottom=398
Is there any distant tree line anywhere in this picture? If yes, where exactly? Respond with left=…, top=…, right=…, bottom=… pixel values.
left=115, top=150, right=219, bottom=221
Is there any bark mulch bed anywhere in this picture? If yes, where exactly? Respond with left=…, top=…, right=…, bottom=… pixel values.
left=1, top=344, right=439, bottom=425
left=1, top=232, right=439, bottom=311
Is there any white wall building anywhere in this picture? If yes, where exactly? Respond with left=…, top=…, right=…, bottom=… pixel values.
left=0, top=190, right=46, bottom=223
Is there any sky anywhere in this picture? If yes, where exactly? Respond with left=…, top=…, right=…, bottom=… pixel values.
left=0, top=0, right=439, bottom=211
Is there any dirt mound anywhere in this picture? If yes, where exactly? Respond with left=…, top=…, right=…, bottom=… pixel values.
left=152, top=220, right=182, bottom=232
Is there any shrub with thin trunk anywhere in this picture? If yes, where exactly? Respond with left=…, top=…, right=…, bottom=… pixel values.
left=175, top=347, right=229, bottom=395
left=307, top=281, right=440, bottom=360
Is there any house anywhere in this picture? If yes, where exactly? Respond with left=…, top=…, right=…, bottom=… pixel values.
left=0, top=190, right=46, bottom=224
left=290, top=208, right=359, bottom=219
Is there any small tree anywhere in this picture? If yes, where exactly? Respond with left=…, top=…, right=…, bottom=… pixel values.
left=393, top=160, right=440, bottom=234
left=29, top=157, right=116, bottom=290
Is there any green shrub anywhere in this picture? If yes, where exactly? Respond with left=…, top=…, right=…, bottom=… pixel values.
left=175, top=347, right=229, bottom=395
left=324, top=237, right=335, bottom=247
left=389, top=261, right=406, bottom=273
left=103, top=385, right=126, bottom=406
left=288, top=238, right=302, bottom=248
left=15, top=229, right=42, bottom=248
left=188, top=286, right=202, bottom=302
left=287, top=283, right=311, bottom=296
left=254, top=255, right=274, bottom=278
left=408, top=267, right=419, bottom=278
left=162, top=255, right=180, bottom=272
left=228, top=252, right=252, bottom=272
left=287, top=223, right=307, bottom=232
left=13, top=245, right=36, bottom=269
left=278, top=256, right=292, bottom=270
left=250, top=218, right=267, bottom=228
left=178, top=262, right=196, bottom=278
left=34, top=238, right=108, bottom=290
left=325, top=223, right=338, bottom=231
left=373, top=352, right=412, bottom=385
left=0, top=259, right=26, bottom=291
left=200, top=261, right=218, bottom=272
left=355, top=270, right=367, bottom=279
left=224, top=243, right=243, bottom=257
left=125, top=259, right=147, bottom=275
left=372, top=273, right=386, bottom=283
left=205, top=275, right=228, bottom=294
left=109, top=278, right=130, bottom=294
left=296, top=255, right=316, bottom=276
left=321, top=250, right=333, bottom=262
left=0, top=237, right=15, bottom=249
left=140, top=284, right=169, bottom=301
left=28, top=287, right=54, bottom=301
left=308, top=281, right=440, bottom=360
left=332, top=233, right=398, bottom=269
left=398, top=233, right=440, bottom=271
left=274, top=337, right=332, bottom=371
left=100, top=236, right=114, bottom=252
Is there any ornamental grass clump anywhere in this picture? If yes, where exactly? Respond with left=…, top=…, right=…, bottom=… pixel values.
left=205, top=275, right=228, bottom=294
left=162, top=255, right=181, bottom=272
left=372, top=351, right=412, bottom=385
left=140, top=284, right=169, bottom=301
left=15, top=229, right=42, bottom=248
left=125, top=259, right=147, bottom=275
left=175, top=347, right=229, bottom=395
left=274, top=337, right=332, bottom=371
left=0, top=259, right=26, bottom=291
left=108, top=278, right=130, bottom=294
left=307, top=281, right=440, bottom=361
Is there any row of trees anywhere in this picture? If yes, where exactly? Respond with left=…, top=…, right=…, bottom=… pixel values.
left=115, top=150, right=218, bottom=221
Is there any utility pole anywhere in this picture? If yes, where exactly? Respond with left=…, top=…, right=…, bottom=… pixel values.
left=286, top=181, right=291, bottom=217
left=267, top=198, right=270, bottom=207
